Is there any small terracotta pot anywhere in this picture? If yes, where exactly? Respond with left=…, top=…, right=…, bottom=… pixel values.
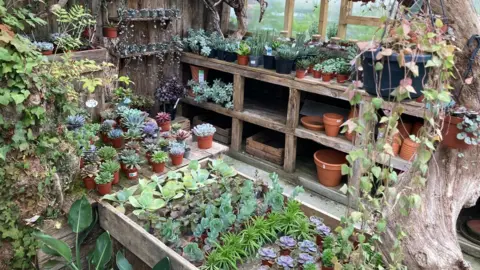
left=101, top=133, right=110, bottom=144
left=261, top=259, right=274, bottom=267
left=170, top=153, right=184, bottom=166
left=280, top=249, right=291, bottom=256
left=112, top=171, right=120, bottom=185
left=399, top=138, right=419, bottom=161
left=314, top=149, right=346, bottom=187
left=398, top=122, right=412, bottom=140
left=80, top=158, right=84, bottom=169
left=120, top=162, right=127, bottom=172
left=442, top=115, right=471, bottom=150
left=83, top=177, right=96, bottom=190
left=313, top=70, right=322, bottom=78
left=323, top=113, right=344, bottom=137
left=237, top=55, right=249, bottom=65
left=102, top=27, right=118, bottom=38
left=337, top=74, right=349, bottom=83
left=190, top=65, right=209, bottom=83
left=308, top=65, right=313, bottom=74
left=296, top=69, right=307, bottom=79
left=125, top=167, right=138, bottom=180
left=111, top=137, right=124, bottom=149
left=158, top=121, right=171, bottom=132
left=301, top=116, right=324, bottom=131
left=146, top=152, right=153, bottom=165
left=97, top=182, right=112, bottom=195
left=152, top=162, right=166, bottom=173
left=322, top=73, right=333, bottom=82
left=197, top=135, right=214, bottom=149
left=411, top=121, right=423, bottom=137
left=391, top=135, right=402, bottom=156
left=42, top=50, right=53, bottom=55
left=316, top=234, right=324, bottom=249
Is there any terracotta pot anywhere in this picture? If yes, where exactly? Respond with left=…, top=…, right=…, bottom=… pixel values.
left=42, top=50, right=53, bottom=55
left=158, top=121, right=171, bottom=132
left=411, top=121, right=423, bottom=137
left=313, top=70, right=322, bottom=79
left=146, top=152, right=153, bottom=165
left=416, top=95, right=424, bottom=103
left=102, top=27, right=118, bottom=38
left=237, top=55, right=249, bottom=65
left=83, top=177, right=96, bottom=190
left=398, top=122, right=412, bottom=140
left=399, top=138, right=419, bottom=161
left=97, top=182, right=112, bottom=195
left=308, top=65, right=313, bottom=74
left=170, top=153, right=184, bottom=166
left=322, top=73, right=333, bottom=82
left=80, top=158, right=84, bottom=169
left=441, top=115, right=471, bottom=150
left=391, top=135, right=402, bottom=156
left=316, top=234, right=324, bottom=248
left=301, top=116, right=324, bottom=131
left=345, top=108, right=358, bottom=141
left=337, top=74, right=349, bottom=83
left=112, top=171, right=120, bottom=185
left=313, top=149, right=346, bottom=187
left=125, top=167, right=139, bottom=180
left=152, top=162, right=166, bottom=173
left=280, top=249, right=291, bottom=256
left=261, top=260, right=274, bottom=267
left=120, top=162, right=127, bottom=172
left=323, top=113, right=344, bottom=137
left=101, top=133, right=110, bottom=144
left=197, top=135, right=214, bottom=149
left=296, top=69, right=307, bottom=79
left=322, top=266, right=334, bottom=270
left=111, top=137, right=124, bottom=149
left=190, top=65, right=209, bottom=83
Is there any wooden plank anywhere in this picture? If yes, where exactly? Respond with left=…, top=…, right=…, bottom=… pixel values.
left=295, top=126, right=355, bottom=153
left=286, top=88, right=301, bottom=130
left=284, top=0, right=295, bottom=37
left=231, top=118, right=243, bottom=152
left=47, top=48, right=108, bottom=63
left=219, top=3, right=231, bottom=34
left=298, top=175, right=349, bottom=205
left=284, top=134, right=297, bottom=173
left=345, top=15, right=382, bottom=27
left=337, top=0, right=351, bottom=39
left=233, top=74, right=245, bottom=111
left=318, top=0, right=329, bottom=40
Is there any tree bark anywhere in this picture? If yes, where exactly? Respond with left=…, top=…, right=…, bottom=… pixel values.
left=380, top=1, right=480, bottom=269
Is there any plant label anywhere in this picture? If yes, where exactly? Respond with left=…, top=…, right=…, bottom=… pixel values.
left=250, top=60, right=256, bottom=65
left=86, top=99, right=98, bottom=108
left=265, top=46, right=272, bottom=56
left=129, top=172, right=137, bottom=177
left=199, top=70, right=205, bottom=83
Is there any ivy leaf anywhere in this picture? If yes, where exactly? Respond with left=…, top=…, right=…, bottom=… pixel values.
left=437, top=91, right=451, bottom=103
left=410, top=194, right=422, bottom=208
left=435, top=18, right=444, bottom=28
left=377, top=219, right=387, bottom=232
left=30, top=106, right=46, bottom=119
left=0, top=91, right=10, bottom=105
left=341, top=164, right=350, bottom=176
left=371, top=166, right=381, bottom=178
left=360, top=177, right=372, bottom=193
left=375, top=62, right=384, bottom=71
left=418, top=149, right=432, bottom=164
left=372, top=97, right=383, bottom=109
left=404, top=62, right=419, bottom=77
left=0, top=146, right=10, bottom=161
left=11, top=91, right=29, bottom=105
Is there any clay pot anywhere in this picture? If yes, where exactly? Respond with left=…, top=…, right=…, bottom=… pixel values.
left=261, top=260, right=274, bottom=267
left=322, top=266, right=334, bottom=270
left=80, top=158, right=84, bottom=169
left=170, top=154, right=184, bottom=166
left=120, top=162, right=127, bottom=172
left=112, top=171, right=120, bottom=185
left=42, top=50, right=53, bottom=55
left=391, top=135, right=402, bottom=156
left=345, top=108, right=358, bottom=141
left=101, top=133, right=110, bottom=144
left=416, top=95, right=424, bottom=103
left=316, top=234, right=324, bottom=249
left=313, top=149, right=346, bottom=187
left=197, top=135, right=214, bottom=149
left=145, top=152, right=153, bottom=165
left=398, top=122, right=412, bottom=140
left=308, top=65, right=313, bottom=74
left=322, top=73, right=333, bottom=82
left=125, top=167, right=139, bottom=180
left=323, top=113, right=344, bottom=137
left=83, top=177, right=96, bottom=190
left=111, top=137, right=124, bottom=149
left=280, top=249, right=291, bottom=256
left=190, top=65, right=209, bottom=83
left=97, top=182, right=112, bottom=195
left=102, top=27, right=118, bottom=38
left=337, top=74, right=349, bottom=83
left=301, top=116, right=324, bottom=131
left=399, top=138, right=419, bottom=161
left=158, top=121, right=171, bottom=132
left=411, top=121, right=423, bottom=137
left=237, top=55, right=249, bottom=65
left=152, top=162, right=166, bottom=173
left=296, top=69, right=307, bottom=79
left=442, top=115, right=471, bottom=150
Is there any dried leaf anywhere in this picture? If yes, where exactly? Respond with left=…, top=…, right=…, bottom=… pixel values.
left=381, top=48, right=393, bottom=56
left=341, top=119, right=357, bottom=133
left=404, top=62, right=419, bottom=77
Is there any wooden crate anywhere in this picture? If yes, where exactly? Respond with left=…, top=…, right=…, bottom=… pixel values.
left=193, top=115, right=232, bottom=145
left=172, top=116, right=191, bottom=131
left=246, top=131, right=285, bottom=165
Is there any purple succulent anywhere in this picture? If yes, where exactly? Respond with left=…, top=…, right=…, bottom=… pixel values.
left=316, top=224, right=331, bottom=236
left=309, top=216, right=323, bottom=226
left=143, top=122, right=159, bottom=137
left=258, top=247, right=277, bottom=260
left=276, top=255, right=295, bottom=269
left=297, top=253, right=315, bottom=265
left=277, top=236, right=296, bottom=249
left=160, top=132, right=170, bottom=139
left=298, top=240, right=317, bottom=254
left=104, top=119, right=116, bottom=126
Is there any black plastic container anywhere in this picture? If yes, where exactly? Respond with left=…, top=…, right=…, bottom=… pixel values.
left=275, top=58, right=294, bottom=74
left=208, top=49, right=217, bottom=59
left=216, top=50, right=225, bottom=60
left=263, top=55, right=276, bottom=69
left=362, top=52, right=431, bottom=99
left=224, top=51, right=237, bottom=62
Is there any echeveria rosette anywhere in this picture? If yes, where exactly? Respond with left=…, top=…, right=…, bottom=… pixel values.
left=316, top=224, right=331, bottom=237
left=297, top=253, right=315, bottom=265
left=277, top=236, right=297, bottom=250
left=143, top=122, right=159, bottom=138
left=298, top=240, right=318, bottom=254
left=309, top=216, right=323, bottom=227
left=258, top=247, right=277, bottom=260
left=276, top=255, right=296, bottom=269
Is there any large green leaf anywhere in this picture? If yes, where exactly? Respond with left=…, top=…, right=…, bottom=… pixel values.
left=116, top=251, right=133, bottom=270
left=33, top=232, right=72, bottom=262
left=90, top=232, right=112, bottom=270
left=152, top=257, right=171, bottom=270
left=78, top=208, right=98, bottom=245
left=68, top=196, right=93, bottom=233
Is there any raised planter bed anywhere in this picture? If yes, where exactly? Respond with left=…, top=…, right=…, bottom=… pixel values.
left=246, top=131, right=285, bottom=165
left=193, top=115, right=232, bottom=144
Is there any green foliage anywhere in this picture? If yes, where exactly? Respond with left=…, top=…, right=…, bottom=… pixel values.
left=98, top=146, right=118, bottom=161
left=236, top=41, right=250, bottom=56
left=129, top=191, right=166, bottom=217
left=296, top=58, right=311, bottom=70
left=52, top=5, right=96, bottom=51
left=183, top=243, right=204, bottom=263
left=322, top=248, right=334, bottom=267
left=95, top=171, right=113, bottom=184
left=274, top=45, right=298, bottom=60
left=151, top=150, right=169, bottom=164
left=188, top=79, right=234, bottom=109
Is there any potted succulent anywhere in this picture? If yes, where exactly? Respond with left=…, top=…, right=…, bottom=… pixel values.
left=97, top=146, right=118, bottom=161
left=264, top=40, right=280, bottom=70
left=108, top=129, right=124, bottom=149
left=320, top=59, right=337, bottom=82
left=99, top=120, right=115, bottom=143
left=277, top=236, right=297, bottom=256
left=34, top=41, right=54, bottom=55
left=182, top=243, right=204, bottom=267
left=183, top=29, right=211, bottom=82
left=223, top=40, right=238, bottom=62
left=323, top=113, right=344, bottom=137
left=119, top=149, right=135, bottom=172
left=156, top=112, right=172, bottom=132
left=175, top=130, right=191, bottom=142
left=144, top=143, right=159, bottom=165
left=312, top=63, right=322, bottom=79
left=81, top=164, right=98, bottom=190
left=249, top=43, right=263, bottom=67
left=276, top=255, right=296, bottom=269
left=298, top=240, right=318, bottom=254
left=258, top=247, right=277, bottom=267
left=303, top=263, right=317, bottom=270
left=192, top=123, right=216, bottom=149
left=155, top=77, right=186, bottom=116
left=122, top=152, right=143, bottom=180
left=100, top=160, right=121, bottom=185
left=143, top=121, right=159, bottom=139
left=274, top=45, right=298, bottom=74
left=66, top=115, right=85, bottom=131
left=297, top=253, right=315, bottom=267
left=169, top=142, right=185, bottom=166
left=95, top=171, right=113, bottom=195
left=295, top=59, right=310, bottom=79
left=399, top=135, right=420, bottom=161
left=151, top=150, right=169, bottom=173
left=124, top=128, right=143, bottom=142
left=442, top=106, right=479, bottom=149
left=236, top=41, right=250, bottom=66
left=321, top=249, right=334, bottom=270
left=335, top=59, right=350, bottom=83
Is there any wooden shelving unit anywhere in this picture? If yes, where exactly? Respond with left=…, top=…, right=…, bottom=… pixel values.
left=180, top=52, right=420, bottom=205
left=109, top=17, right=173, bottom=22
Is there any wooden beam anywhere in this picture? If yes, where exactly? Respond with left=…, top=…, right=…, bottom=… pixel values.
left=318, top=0, right=329, bottom=40
left=233, top=74, right=245, bottom=111
left=284, top=0, right=295, bottom=37
left=286, top=88, right=301, bottom=130
left=337, top=0, right=352, bottom=39
left=345, top=15, right=382, bottom=28
left=231, top=118, right=243, bottom=151
left=284, top=134, right=297, bottom=173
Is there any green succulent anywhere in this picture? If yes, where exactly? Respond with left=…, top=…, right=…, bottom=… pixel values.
left=128, top=190, right=166, bottom=217
left=151, top=151, right=169, bottom=164
left=236, top=41, right=250, bottom=56
left=122, top=153, right=144, bottom=169
left=322, top=248, right=335, bottom=267
left=95, top=171, right=113, bottom=184
left=98, top=146, right=118, bottom=161
left=183, top=243, right=204, bottom=263
left=100, top=160, right=120, bottom=174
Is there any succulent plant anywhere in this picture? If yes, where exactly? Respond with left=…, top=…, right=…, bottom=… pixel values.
left=100, top=120, right=115, bottom=133
left=123, top=113, right=146, bottom=130
left=171, top=123, right=182, bottom=133
left=143, top=122, right=159, bottom=138
left=309, top=216, right=323, bottom=227
left=183, top=243, right=204, bottom=263
left=124, top=128, right=142, bottom=141
left=143, top=137, right=158, bottom=146
left=175, top=130, right=191, bottom=142
left=83, top=150, right=101, bottom=166
left=81, top=164, right=99, bottom=179
left=100, top=109, right=117, bottom=120
left=125, top=141, right=142, bottom=152
left=315, top=224, right=331, bottom=237
left=297, top=253, right=315, bottom=265
left=276, top=255, right=295, bottom=269
left=258, top=247, right=277, bottom=260
left=151, top=151, right=169, bottom=164
left=122, top=153, right=144, bottom=170
left=298, top=240, right=318, bottom=254
left=144, top=143, right=159, bottom=154
left=277, top=236, right=297, bottom=250
left=108, top=129, right=124, bottom=139
left=192, top=123, right=216, bottom=137
left=302, top=262, right=317, bottom=270
left=66, top=115, right=86, bottom=131
left=169, top=143, right=185, bottom=156
left=33, top=41, right=54, bottom=51
left=98, top=146, right=118, bottom=161
left=322, top=248, right=334, bottom=267
left=155, top=112, right=171, bottom=125
left=95, top=171, right=113, bottom=184
left=100, top=160, right=120, bottom=174
left=158, top=138, right=169, bottom=149
left=155, top=77, right=185, bottom=103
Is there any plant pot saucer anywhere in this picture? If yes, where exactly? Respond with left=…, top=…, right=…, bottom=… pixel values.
left=459, top=218, right=480, bottom=245
left=301, top=116, right=324, bottom=131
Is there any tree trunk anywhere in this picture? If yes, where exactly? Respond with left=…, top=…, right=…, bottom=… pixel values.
left=381, top=1, right=480, bottom=269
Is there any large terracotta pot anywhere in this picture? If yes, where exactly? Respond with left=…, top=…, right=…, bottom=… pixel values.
left=197, top=135, right=214, bottom=149
left=190, top=65, right=209, bottom=83
left=313, top=149, right=346, bottom=187
left=112, top=171, right=120, bottom=185
left=399, top=138, right=419, bottom=161
left=323, top=113, right=344, bottom=137
left=441, top=115, right=471, bottom=150
left=83, top=177, right=96, bottom=190
left=301, top=116, right=324, bottom=131
left=152, top=162, right=166, bottom=173
left=97, top=182, right=112, bottom=195
left=237, top=55, right=249, bottom=65
left=170, top=154, right=184, bottom=166
left=125, top=167, right=138, bottom=180
left=158, top=121, right=171, bottom=132
left=398, top=121, right=412, bottom=140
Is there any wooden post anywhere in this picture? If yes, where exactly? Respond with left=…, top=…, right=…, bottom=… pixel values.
left=286, top=88, right=301, bottom=130
left=318, top=0, right=329, bottom=40
left=284, top=0, right=295, bottom=37
left=284, top=134, right=297, bottom=173
left=348, top=103, right=364, bottom=206
left=233, top=74, right=245, bottom=111
left=337, top=0, right=352, bottom=39
left=231, top=118, right=243, bottom=151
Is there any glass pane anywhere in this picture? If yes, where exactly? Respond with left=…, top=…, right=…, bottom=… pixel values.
left=346, top=25, right=383, bottom=41
left=292, top=0, right=320, bottom=35
left=350, top=0, right=393, bottom=17
left=229, top=0, right=286, bottom=32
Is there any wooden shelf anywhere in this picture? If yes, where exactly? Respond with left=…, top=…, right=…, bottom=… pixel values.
left=46, top=47, right=108, bottom=63
left=118, top=50, right=165, bottom=58
left=109, top=17, right=173, bottom=22
left=295, top=126, right=354, bottom=154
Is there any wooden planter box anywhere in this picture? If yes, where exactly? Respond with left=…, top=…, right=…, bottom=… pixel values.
left=46, top=47, right=108, bottom=63
left=246, top=131, right=285, bottom=165
left=98, top=159, right=342, bottom=269
left=193, top=115, right=232, bottom=144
